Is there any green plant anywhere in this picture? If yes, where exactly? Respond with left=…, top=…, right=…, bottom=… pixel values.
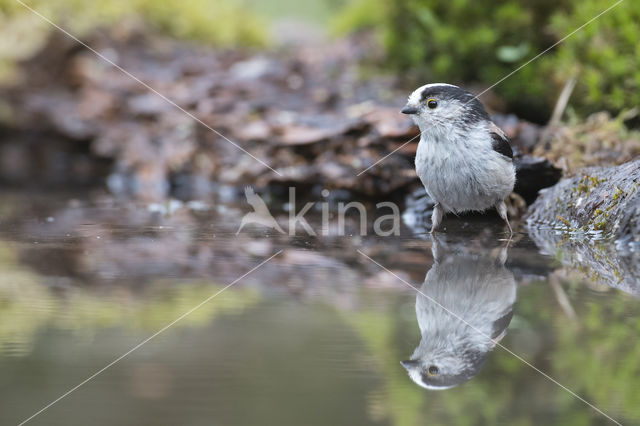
left=334, top=0, right=640, bottom=119
left=546, top=0, right=640, bottom=114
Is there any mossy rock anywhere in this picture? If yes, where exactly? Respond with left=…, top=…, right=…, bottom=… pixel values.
left=526, top=159, right=640, bottom=242
left=528, top=225, right=640, bottom=297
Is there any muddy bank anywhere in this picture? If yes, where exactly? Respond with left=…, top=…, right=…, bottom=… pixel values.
left=0, top=29, right=558, bottom=202
left=526, top=159, right=640, bottom=242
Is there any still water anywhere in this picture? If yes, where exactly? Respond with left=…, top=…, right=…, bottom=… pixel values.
left=0, top=192, right=638, bottom=425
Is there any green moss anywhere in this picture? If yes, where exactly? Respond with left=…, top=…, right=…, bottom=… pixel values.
left=590, top=205, right=611, bottom=232
left=572, top=174, right=607, bottom=195
left=613, top=186, right=625, bottom=200
left=593, top=220, right=607, bottom=231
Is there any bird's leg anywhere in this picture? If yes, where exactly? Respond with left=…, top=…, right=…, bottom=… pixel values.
left=497, top=243, right=509, bottom=266
left=430, top=233, right=445, bottom=263
left=430, top=202, right=443, bottom=234
left=496, top=200, right=513, bottom=237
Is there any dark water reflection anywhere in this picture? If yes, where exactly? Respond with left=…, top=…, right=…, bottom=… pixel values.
left=0, top=192, right=639, bottom=425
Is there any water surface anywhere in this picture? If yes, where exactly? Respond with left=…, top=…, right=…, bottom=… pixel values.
left=0, top=192, right=638, bottom=425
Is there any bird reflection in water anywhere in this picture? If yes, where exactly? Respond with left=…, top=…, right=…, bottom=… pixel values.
left=402, top=238, right=516, bottom=390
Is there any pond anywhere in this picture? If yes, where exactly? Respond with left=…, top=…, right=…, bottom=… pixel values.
left=0, top=191, right=638, bottom=425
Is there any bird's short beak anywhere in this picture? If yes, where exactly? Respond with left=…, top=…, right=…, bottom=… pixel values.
left=401, top=104, right=418, bottom=115
left=400, top=360, right=419, bottom=370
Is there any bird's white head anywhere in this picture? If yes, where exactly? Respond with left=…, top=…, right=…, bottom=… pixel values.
left=401, top=83, right=490, bottom=134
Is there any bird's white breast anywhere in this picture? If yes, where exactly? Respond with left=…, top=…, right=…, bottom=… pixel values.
left=415, top=125, right=515, bottom=213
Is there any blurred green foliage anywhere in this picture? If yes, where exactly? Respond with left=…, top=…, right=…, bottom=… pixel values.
left=548, top=0, right=640, bottom=113
left=0, top=0, right=266, bottom=81
left=334, top=0, right=640, bottom=118
left=0, top=0, right=266, bottom=45
left=134, top=0, right=266, bottom=46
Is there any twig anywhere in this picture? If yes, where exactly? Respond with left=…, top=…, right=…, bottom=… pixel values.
left=549, top=76, right=578, bottom=127
left=549, top=272, right=577, bottom=321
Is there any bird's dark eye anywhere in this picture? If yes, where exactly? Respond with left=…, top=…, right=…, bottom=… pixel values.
left=427, top=98, right=438, bottom=109
left=428, top=365, right=439, bottom=376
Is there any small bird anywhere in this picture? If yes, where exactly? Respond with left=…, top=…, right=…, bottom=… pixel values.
left=401, top=239, right=516, bottom=390
left=401, top=83, right=515, bottom=234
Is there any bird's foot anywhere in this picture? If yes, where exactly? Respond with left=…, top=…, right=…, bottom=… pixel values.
left=504, top=218, right=513, bottom=238
left=430, top=202, right=444, bottom=233
left=496, top=200, right=513, bottom=238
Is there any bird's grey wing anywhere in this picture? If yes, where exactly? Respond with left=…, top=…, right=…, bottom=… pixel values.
left=491, top=309, right=514, bottom=341
left=489, top=123, right=513, bottom=159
